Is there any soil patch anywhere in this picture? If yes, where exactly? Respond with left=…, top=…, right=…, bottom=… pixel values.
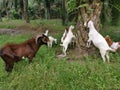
left=0, top=24, right=59, bottom=36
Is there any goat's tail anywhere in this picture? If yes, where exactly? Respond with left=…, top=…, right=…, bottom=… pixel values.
left=107, top=47, right=116, bottom=52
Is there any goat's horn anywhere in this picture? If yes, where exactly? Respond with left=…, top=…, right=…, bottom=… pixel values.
left=35, top=34, right=42, bottom=44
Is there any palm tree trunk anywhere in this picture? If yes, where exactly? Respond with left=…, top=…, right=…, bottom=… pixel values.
left=14, top=0, right=18, bottom=11
left=23, top=0, right=30, bottom=23
left=7, top=0, right=13, bottom=20
left=20, top=0, right=24, bottom=19
left=0, top=10, right=2, bottom=21
left=76, top=0, right=103, bottom=56
left=6, top=9, right=10, bottom=20
left=44, top=0, right=51, bottom=19
left=61, top=0, right=67, bottom=25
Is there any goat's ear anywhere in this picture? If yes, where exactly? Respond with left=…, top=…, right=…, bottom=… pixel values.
left=86, top=19, right=91, bottom=25
left=65, top=28, right=68, bottom=32
left=42, top=34, right=46, bottom=37
left=84, top=19, right=89, bottom=27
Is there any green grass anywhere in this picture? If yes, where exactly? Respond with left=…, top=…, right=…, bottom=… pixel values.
left=0, top=20, right=120, bottom=90
left=0, top=19, right=25, bottom=29
left=0, top=34, right=120, bottom=90
left=0, top=19, right=66, bottom=31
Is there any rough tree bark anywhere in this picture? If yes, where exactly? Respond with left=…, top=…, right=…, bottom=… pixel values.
left=76, top=0, right=103, bottom=56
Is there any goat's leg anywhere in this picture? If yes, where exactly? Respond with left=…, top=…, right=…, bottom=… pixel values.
left=5, top=61, right=14, bottom=72
left=50, top=42, right=52, bottom=47
left=28, top=57, right=33, bottom=63
left=100, top=50, right=106, bottom=62
left=62, top=46, right=66, bottom=56
left=9, top=62, right=14, bottom=72
left=71, top=36, right=76, bottom=48
left=5, top=63, right=10, bottom=72
left=86, top=38, right=91, bottom=48
left=63, top=44, right=68, bottom=56
left=28, top=54, right=34, bottom=63
left=106, top=51, right=110, bottom=62
left=87, top=41, right=91, bottom=48
left=2, top=56, right=15, bottom=72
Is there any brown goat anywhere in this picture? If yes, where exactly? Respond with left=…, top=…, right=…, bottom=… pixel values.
left=0, top=34, right=50, bottom=72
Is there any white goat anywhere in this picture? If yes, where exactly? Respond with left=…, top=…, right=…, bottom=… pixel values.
left=60, top=25, right=75, bottom=56
left=61, top=28, right=68, bottom=43
left=44, top=30, right=57, bottom=47
left=48, top=36, right=57, bottom=47
left=84, top=20, right=115, bottom=62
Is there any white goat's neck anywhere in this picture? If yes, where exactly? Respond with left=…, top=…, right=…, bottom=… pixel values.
left=89, top=23, right=96, bottom=31
left=69, top=29, right=72, bottom=32
left=68, top=28, right=73, bottom=32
